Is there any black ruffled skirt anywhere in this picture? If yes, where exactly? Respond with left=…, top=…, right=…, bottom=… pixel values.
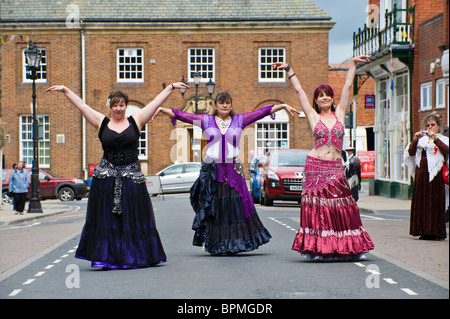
left=190, top=161, right=271, bottom=255
left=75, top=176, right=167, bottom=269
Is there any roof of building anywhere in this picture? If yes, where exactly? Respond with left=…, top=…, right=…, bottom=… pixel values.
left=1, top=0, right=331, bottom=22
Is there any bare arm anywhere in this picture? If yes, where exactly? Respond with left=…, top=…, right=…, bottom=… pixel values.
left=336, top=55, right=371, bottom=119
left=45, top=86, right=105, bottom=130
left=132, top=82, right=189, bottom=129
left=272, top=62, right=318, bottom=128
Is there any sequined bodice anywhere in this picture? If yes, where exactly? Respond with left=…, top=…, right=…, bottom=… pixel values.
left=313, top=113, right=345, bottom=152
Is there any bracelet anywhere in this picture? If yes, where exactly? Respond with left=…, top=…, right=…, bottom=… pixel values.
left=284, top=64, right=291, bottom=72
left=282, top=104, right=287, bottom=109
left=288, top=73, right=296, bottom=80
left=171, top=83, right=175, bottom=90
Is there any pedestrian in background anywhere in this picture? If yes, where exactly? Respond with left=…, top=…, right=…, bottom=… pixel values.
left=344, top=147, right=362, bottom=202
left=153, top=92, right=297, bottom=255
left=272, top=56, right=374, bottom=261
left=9, top=161, right=29, bottom=215
left=46, top=82, right=188, bottom=269
left=404, top=113, right=449, bottom=240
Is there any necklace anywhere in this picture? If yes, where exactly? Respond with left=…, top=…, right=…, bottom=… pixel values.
left=217, top=116, right=231, bottom=128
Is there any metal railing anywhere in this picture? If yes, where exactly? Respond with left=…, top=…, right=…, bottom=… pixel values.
left=353, top=4, right=414, bottom=57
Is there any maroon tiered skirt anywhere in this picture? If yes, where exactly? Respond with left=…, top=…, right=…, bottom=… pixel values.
left=292, top=156, right=374, bottom=260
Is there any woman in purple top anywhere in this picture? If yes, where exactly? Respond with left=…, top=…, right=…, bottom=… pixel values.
left=154, top=93, right=298, bottom=255
left=272, top=56, right=375, bottom=261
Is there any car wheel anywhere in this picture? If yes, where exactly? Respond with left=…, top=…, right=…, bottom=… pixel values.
left=2, top=192, right=13, bottom=205
left=261, top=186, right=273, bottom=206
left=58, top=187, right=75, bottom=201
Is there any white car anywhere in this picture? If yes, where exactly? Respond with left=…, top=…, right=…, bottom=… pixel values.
left=147, top=162, right=201, bottom=194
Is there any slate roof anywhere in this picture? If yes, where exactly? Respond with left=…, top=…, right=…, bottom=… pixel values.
left=1, top=0, right=331, bottom=22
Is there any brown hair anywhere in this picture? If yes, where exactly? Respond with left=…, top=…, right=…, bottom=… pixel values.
left=213, top=92, right=235, bottom=116
left=313, top=84, right=335, bottom=114
left=107, top=91, right=128, bottom=108
left=423, top=113, right=443, bottom=133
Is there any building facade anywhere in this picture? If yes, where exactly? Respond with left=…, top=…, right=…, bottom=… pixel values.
left=0, top=0, right=336, bottom=180
left=353, top=0, right=448, bottom=199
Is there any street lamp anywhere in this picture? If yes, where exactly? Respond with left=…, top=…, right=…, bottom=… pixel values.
left=179, top=73, right=216, bottom=114
left=24, top=41, right=43, bottom=214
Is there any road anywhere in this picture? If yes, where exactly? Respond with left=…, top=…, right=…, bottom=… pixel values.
left=0, top=195, right=448, bottom=303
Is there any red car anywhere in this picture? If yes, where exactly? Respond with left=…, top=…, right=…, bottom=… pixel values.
left=260, top=149, right=309, bottom=206
left=2, top=168, right=89, bottom=204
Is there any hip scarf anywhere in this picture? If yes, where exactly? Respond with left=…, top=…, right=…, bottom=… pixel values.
left=302, top=155, right=349, bottom=199
left=92, top=158, right=146, bottom=214
left=193, top=158, right=254, bottom=220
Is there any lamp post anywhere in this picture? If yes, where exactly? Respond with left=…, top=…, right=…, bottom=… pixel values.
left=179, top=72, right=216, bottom=114
left=24, top=41, right=43, bottom=213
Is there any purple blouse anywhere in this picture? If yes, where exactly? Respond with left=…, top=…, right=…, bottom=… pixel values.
left=171, top=105, right=275, bottom=162
left=171, top=105, right=275, bottom=219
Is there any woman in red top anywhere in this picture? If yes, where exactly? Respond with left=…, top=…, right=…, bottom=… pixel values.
left=272, top=56, right=374, bottom=261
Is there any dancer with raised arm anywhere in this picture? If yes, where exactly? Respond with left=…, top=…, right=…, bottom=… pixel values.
left=272, top=56, right=374, bottom=261
left=153, top=92, right=298, bottom=255
left=46, top=82, right=188, bottom=269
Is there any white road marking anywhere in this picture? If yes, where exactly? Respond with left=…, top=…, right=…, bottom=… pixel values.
left=401, top=288, right=418, bottom=296
left=383, top=278, right=398, bottom=284
left=23, top=279, right=35, bottom=285
left=9, top=289, right=22, bottom=296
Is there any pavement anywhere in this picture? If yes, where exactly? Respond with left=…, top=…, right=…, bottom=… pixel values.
left=0, top=189, right=448, bottom=289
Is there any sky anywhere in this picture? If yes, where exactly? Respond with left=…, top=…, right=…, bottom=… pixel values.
left=311, top=0, right=369, bottom=64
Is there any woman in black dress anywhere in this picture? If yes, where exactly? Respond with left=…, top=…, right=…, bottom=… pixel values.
left=46, top=82, right=188, bottom=269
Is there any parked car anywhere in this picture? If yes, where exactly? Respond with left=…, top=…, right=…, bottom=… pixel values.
left=248, top=155, right=268, bottom=203
left=2, top=168, right=89, bottom=205
left=147, top=162, right=201, bottom=194
left=260, top=149, right=309, bottom=206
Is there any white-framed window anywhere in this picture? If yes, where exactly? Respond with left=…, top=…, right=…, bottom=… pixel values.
left=125, top=106, right=147, bottom=160
left=117, top=48, right=144, bottom=82
left=258, top=47, right=285, bottom=82
left=20, top=115, right=50, bottom=168
left=22, top=48, right=47, bottom=83
left=420, top=82, right=432, bottom=111
left=255, top=109, right=289, bottom=156
left=188, top=48, right=215, bottom=82
left=436, top=78, right=445, bottom=109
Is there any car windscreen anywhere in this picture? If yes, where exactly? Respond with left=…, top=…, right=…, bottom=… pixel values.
left=270, top=151, right=308, bottom=167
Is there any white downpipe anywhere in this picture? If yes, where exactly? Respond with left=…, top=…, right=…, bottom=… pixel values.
left=81, top=29, right=87, bottom=179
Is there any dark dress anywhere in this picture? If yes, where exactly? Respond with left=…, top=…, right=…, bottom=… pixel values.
left=172, top=106, right=273, bottom=255
left=75, top=116, right=166, bottom=269
left=408, top=138, right=448, bottom=239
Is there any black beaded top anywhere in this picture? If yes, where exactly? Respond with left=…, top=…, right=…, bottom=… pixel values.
left=98, top=116, right=139, bottom=165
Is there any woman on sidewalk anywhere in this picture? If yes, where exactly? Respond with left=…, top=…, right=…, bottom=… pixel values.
left=404, top=114, right=449, bottom=240
left=46, top=82, right=188, bottom=269
left=152, top=92, right=298, bottom=255
left=272, top=56, right=374, bottom=261
left=9, top=161, right=29, bottom=215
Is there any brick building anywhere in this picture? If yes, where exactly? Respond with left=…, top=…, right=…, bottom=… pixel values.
left=353, top=0, right=449, bottom=198
left=0, top=0, right=337, bottom=180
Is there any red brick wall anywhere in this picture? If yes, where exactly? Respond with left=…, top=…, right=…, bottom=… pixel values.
left=1, top=30, right=329, bottom=177
left=411, top=0, right=448, bottom=132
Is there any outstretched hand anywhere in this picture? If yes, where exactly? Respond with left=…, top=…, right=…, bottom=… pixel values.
left=171, top=82, right=190, bottom=91
left=284, top=104, right=301, bottom=117
left=271, top=62, right=289, bottom=70
left=352, top=55, right=371, bottom=64
left=45, top=85, right=66, bottom=93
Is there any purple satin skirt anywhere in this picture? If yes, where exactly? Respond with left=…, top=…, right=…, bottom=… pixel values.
left=292, top=156, right=374, bottom=259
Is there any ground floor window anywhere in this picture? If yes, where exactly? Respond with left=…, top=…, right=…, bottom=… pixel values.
left=20, top=115, right=50, bottom=168
left=255, top=109, right=289, bottom=156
